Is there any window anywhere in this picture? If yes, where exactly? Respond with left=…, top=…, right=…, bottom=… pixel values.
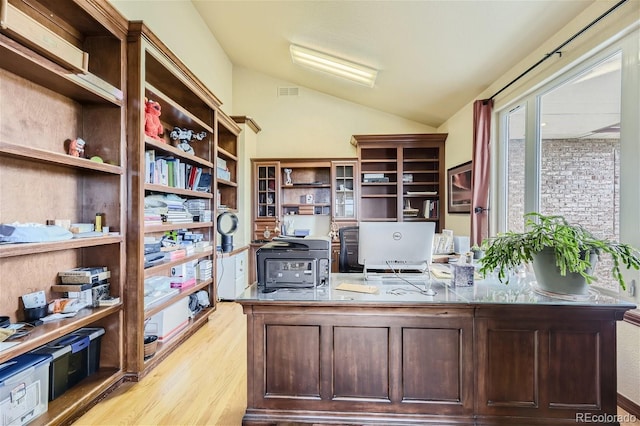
left=496, top=31, right=638, bottom=295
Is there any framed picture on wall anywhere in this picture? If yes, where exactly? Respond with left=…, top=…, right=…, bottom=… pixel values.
left=448, top=161, right=472, bottom=213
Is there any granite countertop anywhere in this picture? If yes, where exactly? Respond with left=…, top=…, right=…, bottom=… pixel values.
left=236, top=270, right=637, bottom=308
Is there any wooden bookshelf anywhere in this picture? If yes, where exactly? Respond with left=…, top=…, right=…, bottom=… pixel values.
left=0, top=0, right=128, bottom=421
left=125, top=21, right=222, bottom=379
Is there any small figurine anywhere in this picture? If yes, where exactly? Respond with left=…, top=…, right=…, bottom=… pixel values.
left=68, top=138, right=86, bottom=157
left=284, top=168, right=293, bottom=185
left=169, top=127, right=207, bottom=154
left=145, top=98, right=164, bottom=141
left=329, top=221, right=339, bottom=241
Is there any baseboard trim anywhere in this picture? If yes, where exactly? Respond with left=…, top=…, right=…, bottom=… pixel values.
left=618, top=393, right=640, bottom=418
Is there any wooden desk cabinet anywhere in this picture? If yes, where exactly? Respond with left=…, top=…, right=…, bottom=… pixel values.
left=238, top=277, right=633, bottom=425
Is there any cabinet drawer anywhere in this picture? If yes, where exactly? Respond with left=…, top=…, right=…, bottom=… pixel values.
left=0, top=0, right=88, bottom=73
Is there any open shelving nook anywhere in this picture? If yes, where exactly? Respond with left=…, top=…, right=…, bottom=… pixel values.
left=125, top=21, right=225, bottom=380
left=351, top=133, right=447, bottom=231
left=216, top=113, right=241, bottom=213
left=0, top=0, right=128, bottom=423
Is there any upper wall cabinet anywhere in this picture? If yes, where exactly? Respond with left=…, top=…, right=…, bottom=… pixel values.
left=0, top=0, right=128, bottom=423
left=125, top=21, right=223, bottom=380
left=351, top=134, right=447, bottom=231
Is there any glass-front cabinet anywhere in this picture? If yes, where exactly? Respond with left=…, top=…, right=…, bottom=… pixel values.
left=332, top=161, right=358, bottom=220
left=256, top=163, right=278, bottom=218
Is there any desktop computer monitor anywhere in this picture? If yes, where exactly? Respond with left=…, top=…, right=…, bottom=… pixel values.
left=358, top=221, right=435, bottom=276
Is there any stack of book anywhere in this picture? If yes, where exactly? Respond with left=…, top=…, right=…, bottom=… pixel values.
left=54, top=266, right=113, bottom=307
left=196, top=259, right=213, bottom=281
left=166, top=208, right=193, bottom=224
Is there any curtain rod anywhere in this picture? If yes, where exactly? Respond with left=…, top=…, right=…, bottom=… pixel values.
left=485, top=0, right=628, bottom=103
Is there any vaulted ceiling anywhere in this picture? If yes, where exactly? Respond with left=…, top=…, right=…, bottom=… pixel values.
left=191, top=0, right=596, bottom=128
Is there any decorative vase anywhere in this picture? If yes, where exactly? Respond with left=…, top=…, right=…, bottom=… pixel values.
left=531, top=247, right=598, bottom=296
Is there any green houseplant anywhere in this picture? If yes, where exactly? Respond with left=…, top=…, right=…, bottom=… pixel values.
left=479, top=212, right=640, bottom=294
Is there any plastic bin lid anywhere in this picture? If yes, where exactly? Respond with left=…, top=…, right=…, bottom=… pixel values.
left=0, top=353, right=53, bottom=383
left=71, top=327, right=105, bottom=340
left=30, top=340, right=72, bottom=359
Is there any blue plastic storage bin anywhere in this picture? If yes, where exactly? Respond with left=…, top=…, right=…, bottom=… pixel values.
left=29, top=327, right=104, bottom=401
left=0, top=353, right=52, bottom=425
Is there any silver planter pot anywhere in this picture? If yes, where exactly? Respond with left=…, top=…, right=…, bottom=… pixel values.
left=531, top=247, right=598, bottom=296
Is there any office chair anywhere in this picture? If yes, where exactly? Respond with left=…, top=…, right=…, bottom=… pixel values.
left=338, top=226, right=364, bottom=273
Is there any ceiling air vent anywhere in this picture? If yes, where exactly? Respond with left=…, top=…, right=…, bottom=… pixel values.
left=278, top=87, right=299, bottom=97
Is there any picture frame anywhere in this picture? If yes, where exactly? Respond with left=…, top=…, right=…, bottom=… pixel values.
left=447, top=161, right=472, bottom=213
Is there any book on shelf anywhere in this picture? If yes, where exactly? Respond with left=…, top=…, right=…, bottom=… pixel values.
left=195, top=172, right=212, bottom=192
left=406, top=191, right=437, bottom=195
left=422, top=199, right=439, bottom=219
left=51, top=282, right=95, bottom=292
left=191, top=167, right=203, bottom=190
left=59, top=270, right=111, bottom=284
left=145, top=150, right=155, bottom=184
left=98, top=296, right=120, bottom=306
left=58, top=266, right=107, bottom=276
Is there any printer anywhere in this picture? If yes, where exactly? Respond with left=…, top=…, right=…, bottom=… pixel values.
left=256, top=236, right=331, bottom=289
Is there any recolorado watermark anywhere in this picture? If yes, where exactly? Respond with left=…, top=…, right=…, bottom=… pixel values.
left=575, top=412, right=637, bottom=423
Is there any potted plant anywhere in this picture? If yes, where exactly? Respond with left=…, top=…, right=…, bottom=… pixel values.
left=478, top=212, right=640, bottom=295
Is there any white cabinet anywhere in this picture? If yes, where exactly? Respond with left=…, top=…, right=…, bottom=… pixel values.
left=217, top=249, right=248, bottom=299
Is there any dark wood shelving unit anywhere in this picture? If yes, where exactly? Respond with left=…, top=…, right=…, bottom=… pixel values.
left=352, top=133, right=447, bottom=230
left=0, top=0, right=128, bottom=422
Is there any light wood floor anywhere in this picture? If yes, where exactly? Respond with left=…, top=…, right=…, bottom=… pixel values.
left=75, top=301, right=639, bottom=426
left=74, top=302, right=247, bottom=426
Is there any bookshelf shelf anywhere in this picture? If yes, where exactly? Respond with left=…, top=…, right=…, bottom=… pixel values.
left=0, top=34, right=124, bottom=106
left=144, top=136, right=214, bottom=168
left=0, top=235, right=123, bottom=258
left=141, top=310, right=210, bottom=372
left=143, top=279, right=213, bottom=318
left=144, top=221, right=214, bottom=234
left=143, top=251, right=214, bottom=277
left=0, top=305, right=121, bottom=364
left=144, top=183, right=214, bottom=198
left=0, top=141, right=124, bottom=174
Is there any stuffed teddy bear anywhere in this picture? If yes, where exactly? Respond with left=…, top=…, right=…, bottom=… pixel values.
left=145, top=98, right=164, bottom=141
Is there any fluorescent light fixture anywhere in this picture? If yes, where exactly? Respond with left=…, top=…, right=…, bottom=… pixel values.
left=290, top=44, right=377, bottom=88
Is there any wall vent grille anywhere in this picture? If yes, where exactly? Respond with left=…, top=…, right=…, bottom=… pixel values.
left=278, top=87, right=299, bottom=97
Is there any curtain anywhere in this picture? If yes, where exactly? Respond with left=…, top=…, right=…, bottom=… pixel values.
left=471, top=99, right=493, bottom=247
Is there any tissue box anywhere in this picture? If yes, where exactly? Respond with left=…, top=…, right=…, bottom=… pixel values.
left=451, top=263, right=475, bottom=287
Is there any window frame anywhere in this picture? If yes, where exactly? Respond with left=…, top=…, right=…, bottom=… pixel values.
left=492, top=30, right=639, bottom=300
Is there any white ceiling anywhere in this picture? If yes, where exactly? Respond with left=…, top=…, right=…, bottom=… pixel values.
left=191, top=0, right=596, bottom=128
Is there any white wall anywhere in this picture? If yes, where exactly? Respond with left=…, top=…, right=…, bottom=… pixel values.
left=437, top=0, right=640, bottom=407
left=109, top=0, right=233, bottom=113
left=236, top=120, right=260, bottom=248
left=232, top=67, right=436, bottom=159
left=437, top=102, right=474, bottom=237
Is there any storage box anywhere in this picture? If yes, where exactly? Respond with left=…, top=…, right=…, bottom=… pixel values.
left=0, top=353, right=52, bottom=425
left=0, top=1, right=89, bottom=73
left=29, top=328, right=104, bottom=401
left=144, top=298, right=189, bottom=342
